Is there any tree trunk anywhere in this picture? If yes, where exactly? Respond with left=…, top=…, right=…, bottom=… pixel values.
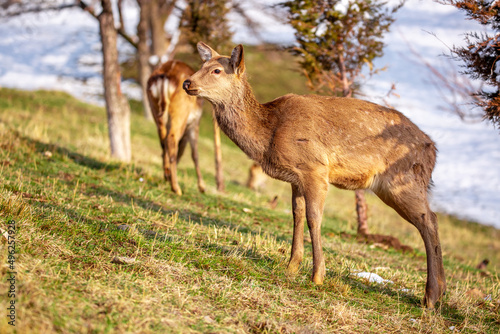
left=338, top=50, right=352, bottom=98
left=355, top=189, right=369, bottom=235
left=149, top=0, right=168, bottom=57
left=339, top=50, right=368, bottom=235
left=212, top=109, right=225, bottom=192
left=99, top=0, right=131, bottom=162
left=137, top=0, right=153, bottom=121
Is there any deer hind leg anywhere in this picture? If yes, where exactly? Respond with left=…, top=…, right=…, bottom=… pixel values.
left=177, top=134, right=189, bottom=163
left=186, top=124, right=206, bottom=193
left=286, top=183, right=305, bottom=276
left=374, top=177, right=446, bottom=308
left=153, top=108, right=170, bottom=182
left=148, top=79, right=171, bottom=182
left=166, top=118, right=187, bottom=196
left=303, top=178, right=328, bottom=284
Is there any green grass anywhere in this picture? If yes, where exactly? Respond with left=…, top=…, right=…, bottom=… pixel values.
left=0, top=47, right=499, bottom=333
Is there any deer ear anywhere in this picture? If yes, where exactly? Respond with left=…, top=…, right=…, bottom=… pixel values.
left=197, top=42, right=219, bottom=62
left=230, top=44, right=245, bottom=76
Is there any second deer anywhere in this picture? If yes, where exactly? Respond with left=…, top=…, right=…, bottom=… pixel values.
left=183, top=42, right=446, bottom=308
left=147, top=60, right=205, bottom=195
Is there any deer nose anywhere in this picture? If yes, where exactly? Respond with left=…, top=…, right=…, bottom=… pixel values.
left=182, top=79, right=191, bottom=91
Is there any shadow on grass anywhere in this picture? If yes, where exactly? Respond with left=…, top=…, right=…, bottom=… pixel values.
left=14, top=131, right=123, bottom=172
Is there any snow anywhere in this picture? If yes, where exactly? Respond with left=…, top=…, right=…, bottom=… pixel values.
left=361, top=1, right=500, bottom=228
left=354, top=272, right=393, bottom=285
left=495, top=61, right=500, bottom=82
left=0, top=0, right=499, bottom=228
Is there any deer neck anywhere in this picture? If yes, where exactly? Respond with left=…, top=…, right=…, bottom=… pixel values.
left=211, top=80, right=274, bottom=162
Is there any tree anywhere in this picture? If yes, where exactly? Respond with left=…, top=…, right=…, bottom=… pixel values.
left=1, top=0, right=133, bottom=162
left=436, top=0, right=500, bottom=127
left=136, top=0, right=154, bottom=121
left=97, top=0, right=132, bottom=162
left=180, top=0, right=233, bottom=53
left=281, top=0, right=403, bottom=235
left=80, top=0, right=178, bottom=121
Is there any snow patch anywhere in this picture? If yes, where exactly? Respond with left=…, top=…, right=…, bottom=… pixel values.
left=354, top=272, right=394, bottom=285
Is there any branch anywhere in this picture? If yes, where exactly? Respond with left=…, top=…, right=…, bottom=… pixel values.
left=408, top=36, right=484, bottom=122
left=77, top=0, right=138, bottom=49
left=230, top=0, right=263, bottom=43
left=0, top=3, right=77, bottom=18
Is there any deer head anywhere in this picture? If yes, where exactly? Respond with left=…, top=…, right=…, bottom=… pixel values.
left=183, top=42, right=246, bottom=105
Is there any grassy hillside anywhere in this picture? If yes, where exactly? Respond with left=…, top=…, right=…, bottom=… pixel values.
left=0, top=47, right=499, bottom=333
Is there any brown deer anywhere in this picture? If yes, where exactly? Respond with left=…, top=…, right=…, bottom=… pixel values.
left=147, top=60, right=205, bottom=195
left=183, top=42, right=446, bottom=308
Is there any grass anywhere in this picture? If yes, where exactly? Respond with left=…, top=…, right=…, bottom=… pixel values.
left=0, top=46, right=499, bottom=333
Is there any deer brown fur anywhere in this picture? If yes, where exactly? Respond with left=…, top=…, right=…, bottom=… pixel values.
left=183, top=42, right=446, bottom=308
left=147, top=60, right=205, bottom=195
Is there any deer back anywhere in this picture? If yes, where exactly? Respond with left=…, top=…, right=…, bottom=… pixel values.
left=147, top=60, right=203, bottom=128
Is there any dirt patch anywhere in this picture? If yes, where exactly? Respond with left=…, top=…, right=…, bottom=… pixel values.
left=341, top=232, right=413, bottom=253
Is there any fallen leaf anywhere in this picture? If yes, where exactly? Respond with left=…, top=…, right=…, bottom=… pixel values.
left=465, top=288, right=485, bottom=300
left=0, top=227, right=8, bottom=242
left=203, top=315, right=214, bottom=323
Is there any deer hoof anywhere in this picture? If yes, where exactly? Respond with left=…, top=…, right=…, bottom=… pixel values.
left=286, top=262, right=301, bottom=276
left=312, top=263, right=326, bottom=285
left=423, top=287, right=445, bottom=309
left=312, top=274, right=324, bottom=285
left=198, top=182, right=206, bottom=193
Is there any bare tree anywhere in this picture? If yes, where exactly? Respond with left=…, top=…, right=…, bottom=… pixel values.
left=0, top=0, right=75, bottom=17
left=1, top=0, right=132, bottom=162
left=149, top=0, right=177, bottom=57
left=411, top=43, right=484, bottom=122
left=97, top=0, right=132, bottom=161
left=136, top=0, right=153, bottom=120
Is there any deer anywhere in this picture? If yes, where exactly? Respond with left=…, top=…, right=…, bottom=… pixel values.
left=183, top=42, right=447, bottom=309
left=147, top=60, right=205, bottom=196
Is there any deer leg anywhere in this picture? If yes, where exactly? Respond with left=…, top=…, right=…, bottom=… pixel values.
left=187, top=125, right=206, bottom=193
left=375, top=181, right=446, bottom=308
left=151, top=99, right=171, bottom=182
left=286, top=183, right=305, bottom=275
left=177, top=134, right=189, bottom=163
left=405, top=207, right=445, bottom=308
left=421, top=210, right=446, bottom=308
left=156, top=121, right=171, bottom=182
left=162, top=141, right=171, bottom=182
left=304, top=180, right=328, bottom=285
left=166, top=131, right=182, bottom=196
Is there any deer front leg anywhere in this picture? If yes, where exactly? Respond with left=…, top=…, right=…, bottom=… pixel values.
left=286, top=183, right=305, bottom=276
left=304, top=179, right=328, bottom=285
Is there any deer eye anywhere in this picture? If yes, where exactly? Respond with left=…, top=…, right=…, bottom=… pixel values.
left=213, top=69, right=221, bottom=74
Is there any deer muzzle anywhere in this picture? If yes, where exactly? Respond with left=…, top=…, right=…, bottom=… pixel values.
left=183, top=79, right=198, bottom=96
